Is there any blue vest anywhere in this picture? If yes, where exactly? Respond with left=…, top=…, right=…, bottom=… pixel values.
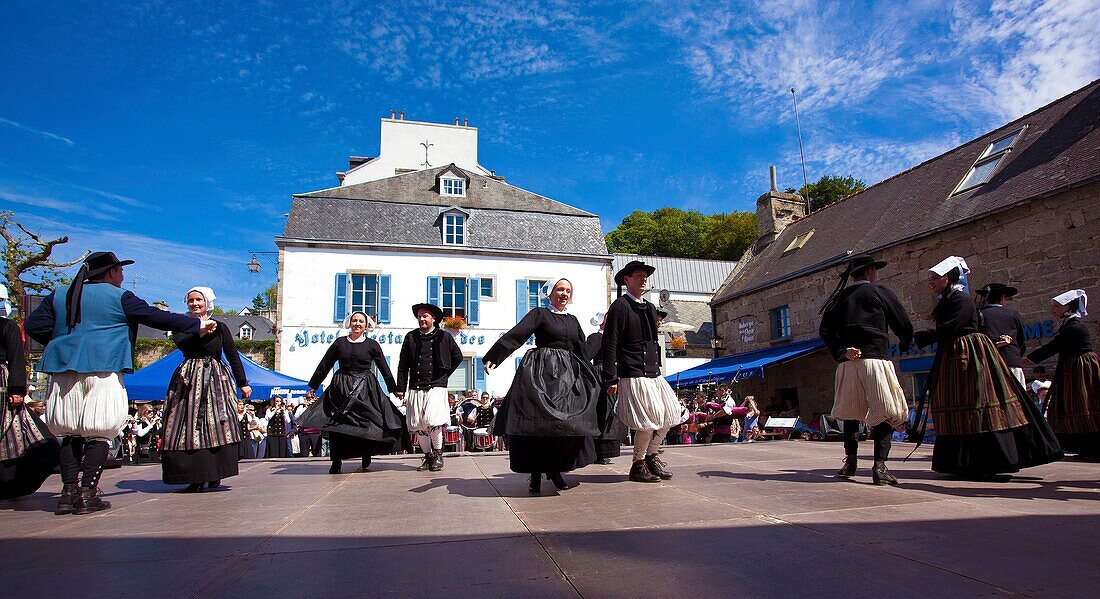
left=38, top=283, right=135, bottom=374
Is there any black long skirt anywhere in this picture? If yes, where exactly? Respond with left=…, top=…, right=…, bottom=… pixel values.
left=594, top=389, right=629, bottom=459
left=0, top=403, right=59, bottom=500
left=300, top=371, right=406, bottom=460
left=238, top=439, right=257, bottom=460
left=162, top=444, right=239, bottom=485
left=507, top=435, right=596, bottom=474
left=265, top=435, right=290, bottom=458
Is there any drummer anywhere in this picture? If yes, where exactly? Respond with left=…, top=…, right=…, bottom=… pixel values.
left=463, top=391, right=497, bottom=452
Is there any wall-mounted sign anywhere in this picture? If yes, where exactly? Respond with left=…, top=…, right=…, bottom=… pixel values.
left=285, top=327, right=500, bottom=352
left=738, top=320, right=755, bottom=344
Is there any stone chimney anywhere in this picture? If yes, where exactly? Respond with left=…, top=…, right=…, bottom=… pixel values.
left=152, top=300, right=169, bottom=311
left=756, top=167, right=806, bottom=246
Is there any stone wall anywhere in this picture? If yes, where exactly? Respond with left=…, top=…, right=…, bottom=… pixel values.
left=713, top=181, right=1100, bottom=422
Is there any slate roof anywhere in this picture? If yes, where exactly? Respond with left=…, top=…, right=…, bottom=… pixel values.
left=613, top=254, right=736, bottom=294
left=136, top=315, right=276, bottom=342
left=714, top=79, right=1100, bottom=305
left=282, top=165, right=608, bottom=257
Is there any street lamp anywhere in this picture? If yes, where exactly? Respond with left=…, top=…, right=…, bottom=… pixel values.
left=246, top=251, right=278, bottom=274
left=710, top=336, right=724, bottom=360
left=247, top=257, right=261, bottom=273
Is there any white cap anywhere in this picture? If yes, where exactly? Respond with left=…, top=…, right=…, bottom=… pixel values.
left=928, top=256, right=971, bottom=277
left=1030, top=380, right=1052, bottom=393
left=342, top=311, right=377, bottom=330
left=1052, top=289, right=1088, bottom=316
left=185, top=286, right=217, bottom=316
left=539, top=277, right=573, bottom=303
left=590, top=311, right=606, bottom=327
left=0, top=283, right=7, bottom=300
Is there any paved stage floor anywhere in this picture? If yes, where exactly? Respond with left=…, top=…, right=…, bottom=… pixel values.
left=1, top=441, right=1097, bottom=597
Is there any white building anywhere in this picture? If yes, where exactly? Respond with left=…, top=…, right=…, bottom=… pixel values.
left=276, top=117, right=611, bottom=396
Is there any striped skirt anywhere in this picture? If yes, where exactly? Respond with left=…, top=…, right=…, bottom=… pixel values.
left=617, top=376, right=682, bottom=431
left=161, top=357, right=242, bottom=451
left=928, top=333, right=1029, bottom=436
left=1047, top=352, right=1100, bottom=455
left=0, top=364, right=49, bottom=461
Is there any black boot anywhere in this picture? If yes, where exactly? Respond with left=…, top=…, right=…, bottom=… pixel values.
left=836, top=456, right=857, bottom=478
left=429, top=451, right=444, bottom=472
left=55, top=483, right=80, bottom=515
left=329, top=459, right=342, bottom=474
left=629, top=459, right=660, bottom=483
left=547, top=472, right=570, bottom=490
left=179, top=483, right=204, bottom=493
left=207, top=480, right=221, bottom=489
left=417, top=453, right=431, bottom=471
left=360, top=455, right=372, bottom=471
left=873, top=460, right=899, bottom=486
left=72, top=486, right=111, bottom=515
left=645, top=454, right=673, bottom=480
left=529, top=472, right=541, bottom=493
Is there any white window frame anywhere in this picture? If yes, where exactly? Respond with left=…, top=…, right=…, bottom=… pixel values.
left=951, top=126, right=1026, bottom=195
left=441, top=276, right=468, bottom=318
left=440, top=176, right=466, bottom=197
left=477, top=275, right=496, bottom=301
left=348, top=271, right=381, bottom=320
left=443, top=213, right=466, bottom=245
left=240, top=324, right=253, bottom=340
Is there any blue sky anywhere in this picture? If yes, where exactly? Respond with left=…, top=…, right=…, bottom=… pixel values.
left=2, top=0, right=1098, bottom=310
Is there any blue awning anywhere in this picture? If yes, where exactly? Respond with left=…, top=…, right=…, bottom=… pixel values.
left=898, top=355, right=934, bottom=373
left=667, top=337, right=826, bottom=389
left=126, top=350, right=318, bottom=402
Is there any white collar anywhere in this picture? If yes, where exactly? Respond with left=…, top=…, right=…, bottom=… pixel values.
left=847, top=280, right=871, bottom=287
left=548, top=304, right=570, bottom=315
left=624, top=290, right=645, bottom=304
left=346, top=333, right=366, bottom=344
left=987, top=303, right=1003, bottom=308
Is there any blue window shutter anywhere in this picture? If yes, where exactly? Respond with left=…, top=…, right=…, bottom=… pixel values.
left=333, top=273, right=348, bottom=323
left=427, top=276, right=441, bottom=307
left=515, top=279, right=527, bottom=321
left=378, top=275, right=391, bottom=324
left=468, top=277, right=480, bottom=325
left=474, top=356, right=485, bottom=390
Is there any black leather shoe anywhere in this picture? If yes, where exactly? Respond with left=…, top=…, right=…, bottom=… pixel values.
left=645, top=454, right=673, bottom=480
left=417, top=454, right=431, bottom=472
left=329, top=460, right=342, bottom=474
left=207, top=480, right=221, bottom=489
left=360, top=456, right=372, bottom=471
left=178, top=483, right=204, bottom=493
left=873, top=461, right=899, bottom=486
left=629, top=459, right=660, bottom=483
left=836, top=456, right=857, bottom=478
left=429, top=451, right=443, bottom=472
left=72, top=486, right=111, bottom=515
left=529, top=473, right=541, bottom=493
left=55, top=483, right=79, bottom=515
left=547, top=472, right=570, bottom=490
left=595, top=458, right=612, bottom=465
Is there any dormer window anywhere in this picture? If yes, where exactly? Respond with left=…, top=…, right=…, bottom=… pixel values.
left=240, top=324, right=254, bottom=340
left=952, top=126, right=1026, bottom=195
left=443, top=212, right=466, bottom=245
left=441, top=176, right=465, bottom=197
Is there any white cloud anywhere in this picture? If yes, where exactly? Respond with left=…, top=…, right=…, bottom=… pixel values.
left=0, top=117, right=75, bottom=146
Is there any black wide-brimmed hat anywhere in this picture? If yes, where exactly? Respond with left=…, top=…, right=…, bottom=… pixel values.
left=411, top=302, right=444, bottom=323
left=614, top=260, right=656, bottom=286
left=976, top=283, right=1018, bottom=298
left=656, top=308, right=668, bottom=319
left=84, top=251, right=134, bottom=279
left=843, top=254, right=886, bottom=277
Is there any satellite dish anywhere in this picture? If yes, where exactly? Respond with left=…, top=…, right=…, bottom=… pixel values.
left=658, top=289, right=670, bottom=305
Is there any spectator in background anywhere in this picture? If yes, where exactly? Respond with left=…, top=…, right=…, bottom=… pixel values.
left=294, top=397, right=323, bottom=457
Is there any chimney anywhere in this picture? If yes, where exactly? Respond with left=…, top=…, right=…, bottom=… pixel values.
left=399, top=111, right=405, bottom=120
left=454, top=117, right=459, bottom=125
left=756, top=167, right=805, bottom=246
left=390, top=109, right=396, bottom=119
left=463, top=118, right=469, bottom=127
left=152, top=300, right=169, bottom=311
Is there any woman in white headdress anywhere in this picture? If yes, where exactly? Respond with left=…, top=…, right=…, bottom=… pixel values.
left=0, top=284, right=60, bottom=499
left=161, top=286, right=252, bottom=492
left=303, top=311, right=406, bottom=474
left=914, top=257, right=1061, bottom=477
left=484, top=277, right=600, bottom=493
left=1026, top=290, right=1099, bottom=457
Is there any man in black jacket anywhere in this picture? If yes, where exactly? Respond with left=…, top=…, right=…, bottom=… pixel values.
left=602, top=261, right=682, bottom=483
left=977, top=283, right=1027, bottom=385
left=396, top=303, right=463, bottom=472
left=819, top=254, right=913, bottom=485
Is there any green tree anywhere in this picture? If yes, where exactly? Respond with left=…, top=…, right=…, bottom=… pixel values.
left=0, top=210, right=86, bottom=324
left=799, top=175, right=867, bottom=212
left=251, top=283, right=277, bottom=311
left=605, top=207, right=757, bottom=261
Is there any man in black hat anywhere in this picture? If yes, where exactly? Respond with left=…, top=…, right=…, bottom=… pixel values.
left=396, top=303, right=463, bottom=472
left=818, top=253, right=913, bottom=485
left=977, top=283, right=1027, bottom=385
left=26, top=251, right=214, bottom=514
left=602, top=260, right=681, bottom=483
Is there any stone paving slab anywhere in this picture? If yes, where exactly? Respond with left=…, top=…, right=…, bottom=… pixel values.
left=1, top=441, right=1096, bottom=597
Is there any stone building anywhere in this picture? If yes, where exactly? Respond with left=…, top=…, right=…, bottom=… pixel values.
left=708, top=79, right=1099, bottom=421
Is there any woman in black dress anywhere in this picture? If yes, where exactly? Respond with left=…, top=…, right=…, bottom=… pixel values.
left=305, top=311, right=405, bottom=474
left=263, top=396, right=292, bottom=458
left=914, top=257, right=1061, bottom=477
left=484, top=277, right=600, bottom=493
left=586, top=312, right=629, bottom=464
left=1026, top=290, right=1099, bottom=457
left=161, top=286, right=251, bottom=492
left=0, top=290, right=59, bottom=500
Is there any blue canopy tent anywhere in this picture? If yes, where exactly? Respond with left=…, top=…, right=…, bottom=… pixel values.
left=666, top=337, right=826, bottom=389
left=125, top=350, right=318, bottom=402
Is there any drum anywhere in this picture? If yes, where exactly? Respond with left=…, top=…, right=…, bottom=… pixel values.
left=473, top=428, right=494, bottom=450
left=444, top=426, right=461, bottom=445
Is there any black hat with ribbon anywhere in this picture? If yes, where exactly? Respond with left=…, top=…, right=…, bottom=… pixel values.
left=411, top=302, right=445, bottom=323
left=843, top=254, right=887, bottom=277
left=614, top=260, right=656, bottom=286
left=65, top=251, right=136, bottom=331
left=976, top=283, right=1018, bottom=298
